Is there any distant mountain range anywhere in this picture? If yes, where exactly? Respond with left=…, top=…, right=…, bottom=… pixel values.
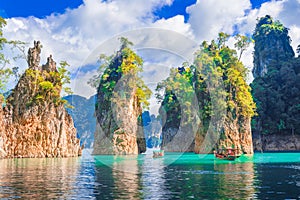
left=63, top=95, right=96, bottom=148
left=64, top=94, right=162, bottom=149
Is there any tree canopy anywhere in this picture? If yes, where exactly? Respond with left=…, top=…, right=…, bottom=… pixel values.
left=91, top=37, right=151, bottom=110
left=157, top=32, right=256, bottom=136
left=251, top=15, right=300, bottom=135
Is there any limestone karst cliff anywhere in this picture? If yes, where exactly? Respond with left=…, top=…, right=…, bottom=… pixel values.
left=0, top=41, right=81, bottom=158
left=158, top=34, right=255, bottom=154
left=252, top=15, right=295, bottom=78
left=251, top=15, right=300, bottom=151
left=93, top=39, right=149, bottom=155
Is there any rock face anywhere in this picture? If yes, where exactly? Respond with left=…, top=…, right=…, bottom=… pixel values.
left=251, top=15, right=300, bottom=150
left=159, top=90, right=197, bottom=152
left=219, top=117, right=253, bottom=154
left=159, top=38, right=255, bottom=154
left=253, top=134, right=300, bottom=151
left=93, top=45, right=146, bottom=155
left=193, top=116, right=253, bottom=154
left=0, top=41, right=81, bottom=158
left=93, top=91, right=145, bottom=155
left=252, top=15, right=294, bottom=78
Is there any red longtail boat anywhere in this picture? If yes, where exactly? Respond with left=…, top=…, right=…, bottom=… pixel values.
left=214, top=148, right=241, bottom=161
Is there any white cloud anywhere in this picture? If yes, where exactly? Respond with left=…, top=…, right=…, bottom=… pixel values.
left=237, top=0, right=284, bottom=35
left=238, top=0, right=300, bottom=51
left=276, top=0, right=300, bottom=52
left=3, top=0, right=300, bottom=107
left=72, top=69, right=98, bottom=98
left=228, top=0, right=300, bottom=79
left=277, top=0, right=300, bottom=27
left=3, top=0, right=190, bottom=100
left=3, top=0, right=182, bottom=70
left=187, top=0, right=251, bottom=41
left=290, top=25, right=300, bottom=54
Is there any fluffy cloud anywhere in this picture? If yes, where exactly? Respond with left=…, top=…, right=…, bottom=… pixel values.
left=289, top=26, right=300, bottom=54
left=275, top=0, right=300, bottom=51
left=239, top=0, right=300, bottom=51
left=187, top=0, right=251, bottom=41
left=3, top=0, right=191, bottom=99
left=3, top=0, right=300, bottom=105
left=237, top=0, right=284, bottom=35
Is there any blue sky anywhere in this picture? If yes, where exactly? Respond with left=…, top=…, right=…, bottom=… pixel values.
left=0, top=0, right=83, bottom=18
left=1, top=0, right=300, bottom=113
left=1, top=0, right=267, bottom=19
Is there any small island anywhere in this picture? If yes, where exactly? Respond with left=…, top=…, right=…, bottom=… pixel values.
left=0, top=41, right=81, bottom=158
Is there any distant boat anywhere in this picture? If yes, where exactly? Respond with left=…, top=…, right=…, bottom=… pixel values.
left=153, top=150, right=164, bottom=158
left=214, top=148, right=241, bottom=161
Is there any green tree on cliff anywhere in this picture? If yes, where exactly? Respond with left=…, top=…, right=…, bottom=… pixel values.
left=156, top=65, right=194, bottom=128
left=251, top=15, right=300, bottom=136
left=157, top=33, right=256, bottom=147
left=194, top=33, right=255, bottom=137
left=89, top=37, right=151, bottom=110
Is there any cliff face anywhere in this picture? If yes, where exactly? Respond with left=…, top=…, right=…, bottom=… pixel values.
left=217, top=117, right=253, bottom=154
left=93, top=42, right=147, bottom=155
left=158, top=37, right=255, bottom=154
left=193, top=107, right=253, bottom=155
left=251, top=16, right=300, bottom=150
left=0, top=100, right=7, bottom=158
left=253, top=134, right=300, bottom=151
left=252, top=15, right=294, bottom=78
left=0, top=41, right=81, bottom=158
left=93, top=88, right=145, bottom=155
left=159, top=89, right=197, bottom=152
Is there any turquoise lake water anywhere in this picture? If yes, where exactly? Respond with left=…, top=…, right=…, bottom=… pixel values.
left=0, top=151, right=300, bottom=199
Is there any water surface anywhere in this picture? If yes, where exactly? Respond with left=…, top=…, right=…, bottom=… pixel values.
left=0, top=151, right=299, bottom=199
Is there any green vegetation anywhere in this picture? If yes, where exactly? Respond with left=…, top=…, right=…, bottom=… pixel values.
left=253, top=15, right=294, bottom=78
left=157, top=32, right=255, bottom=136
left=251, top=15, right=300, bottom=135
left=25, top=61, right=73, bottom=107
left=1, top=17, right=70, bottom=108
left=58, top=61, right=73, bottom=95
left=156, top=65, right=194, bottom=127
left=0, top=17, right=26, bottom=101
left=90, top=37, right=151, bottom=110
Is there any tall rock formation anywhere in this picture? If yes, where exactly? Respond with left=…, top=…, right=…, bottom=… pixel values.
left=158, top=82, right=198, bottom=152
left=252, top=15, right=294, bottom=78
left=93, top=39, right=149, bottom=155
left=251, top=15, right=300, bottom=151
left=158, top=35, right=255, bottom=154
left=0, top=41, right=81, bottom=158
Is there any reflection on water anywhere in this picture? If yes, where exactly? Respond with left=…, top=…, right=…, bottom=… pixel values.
left=111, top=156, right=141, bottom=199
left=0, top=157, right=80, bottom=199
left=141, top=154, right=171, bottom=199
left=0, top=151, right=300, bottom=199
left=255, top=164, right=300, bottom=199
left=160, top=161, right=256, bottom=199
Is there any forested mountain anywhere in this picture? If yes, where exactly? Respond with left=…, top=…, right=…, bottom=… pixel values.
left=157, top=33, right=256, bottom=154
left=251, top=15, right=300, bottom=136
left=251, top=15, right=300, bottom=151
left=92, top=38, right=151, bottom=155
left=142, top=111, right=162, bottom=148
left=63, top=95, right=96, bottom=148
